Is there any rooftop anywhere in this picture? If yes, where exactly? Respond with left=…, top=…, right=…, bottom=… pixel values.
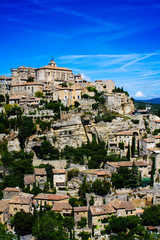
left=24, top=174, right=35, bottom=184
left=115, top=130, right=133, bottom=136
left=34, top=193, right=69, bottom=201
left=0, top=200, right=9, bottom=212
left=9, top=193, right=33, bottom=205
left=51, top=202, right=72, bottom=211
left=52, top=169, right=66, bottom=174
left=3, top=187, right=20, bottom=192
left=90, top=204, right=116, bottom=216
left=107, top=160, right=148, bottom=168
left=34, top=168, right=47, bottom=176
left=73, top=206, right=88, bottom=212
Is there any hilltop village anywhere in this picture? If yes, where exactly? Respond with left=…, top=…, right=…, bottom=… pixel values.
left=0, top=59, right=160, bottom=239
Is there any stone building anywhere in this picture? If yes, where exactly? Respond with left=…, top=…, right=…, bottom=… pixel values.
left=73, top=206, right=88, bottom=224
left=93, top=80, right=115, bottom=93
left=115, top=130, right=133, bottom=148
left=52, top=169, right=66, bottom=188
left=34, top=193, right=69, bottom=206
left=10, top=82, right=43, bottom=97
left=9, top=193, right=33, bottom=217
left=51, top=202, right=72, bottom=216
left=140, top=138, right=155, bottom=156
left=3, top=187, right=20, bottom=200
left=35, top=59, right=74, bottom=84
left=34, top=168, right=47, bottom=189
left=11, top=66, right=36, bottom=84
left=0, top=200, right=9, bottom=224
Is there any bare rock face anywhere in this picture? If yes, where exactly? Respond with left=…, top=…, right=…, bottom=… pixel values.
left=7, top=138, right=21, bottom=152
left=67, top=177, right=82, bottom=190
left=52, top=116, right=88, bottom=149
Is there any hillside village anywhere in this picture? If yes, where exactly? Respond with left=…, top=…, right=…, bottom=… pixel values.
left=0, top=59, right=160, bottom=239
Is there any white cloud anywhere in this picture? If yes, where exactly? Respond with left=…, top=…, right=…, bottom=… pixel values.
left=81, top=73, right=91, bottom=82
left=134, top=91, right=145, bottom=98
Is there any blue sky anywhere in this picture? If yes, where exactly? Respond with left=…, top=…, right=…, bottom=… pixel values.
left=1, top=0, right=160, bottom=99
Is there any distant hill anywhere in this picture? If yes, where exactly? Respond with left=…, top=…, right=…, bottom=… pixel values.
left=135, top=98, right=160, bottom=104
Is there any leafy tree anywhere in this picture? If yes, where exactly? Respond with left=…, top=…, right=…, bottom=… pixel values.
left=142, top=205, right=160, bottom=226
left=63, top=216, right=75, bottom=240
left=32, top=212, right=68, bottom=240
left=35, top=91, right=44, bottom=98
left=0, top=94, right=5, bottom=102
left=77, top=217, right=87, bottom=228
left=11, top=211, right=34, bottom=236
left=131, top=135, right=135, bottom=157
left=27, top=76, right=34, bottom=82
left=18, top=117, right=36, bottom=149
left=119, top=142, right=124, bottom=150
left=69, top=197, right=79, bottom=207
left=126, top=143, right=130, bottom=161
left=78, top=231, right=91, bottom=240
left=67, top=169, right=79, bottom=181
left=0, top=223, right=17, bottom=240
left=74, top=101, right=80, bottom=108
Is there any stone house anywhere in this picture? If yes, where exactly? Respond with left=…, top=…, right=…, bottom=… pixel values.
left=149, top=120, right=160, bottom=132
left=34, top=168, right=47, bottom=189
left=80, top=169, right=111, bottom=182
left=109, top=199, right=136, bottom=217
left=3, top=187, right=21, bottom=200
left=9, top=193, right=33, bottom=217
left=0, top=200, right=9, bottom=224
left=34, top=193, right=69, bottom=206
left=106, top=160, right=149, bottom=177
left=93, top=80, right=115, bottom=93
left=73, top=206, right=88, bottom=224
left=115, top=130, right=133, bottom=148
left=148, top=148, right=160, bottom=180
left=11, top=82, right=43, bottom=97
left=140, top=138, right=155, bottom=155
left=88, top=204, right=116, bottom=228
left=24, top=174, right=36, bottom=190
left=11, top=66, right=36, bottom=84
left=52, top=169, right=66, bottom=188
left=51, top=202, right=72, bottom=216
left=35, top=59, right=74, bottom=84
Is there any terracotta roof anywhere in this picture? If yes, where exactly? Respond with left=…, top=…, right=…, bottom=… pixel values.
left=9, top=193, right=33, bottom=205
left=34, top=168, right=47, bottom=176
left=142, top=138, right=155, bottom=143
left=148, top=148, right=159, bottom=152
left=115, top=131, right=133, bottom=136
left=36, top=66, right=72, bottom=71
left=90, top=204, right=116, bottom=216
left=107, top=160, right=148, bottom=168
left=154, top=120, right=160, bottom=123
left=52, top=169, right=66, bottom=174
left=73, top=206, right=88, bottom=212
left=122, top=201, right=135, bottom=211
left=153, top=135, right=160, bottom=139
left=3, top=187, right=20, bottom=192
left=97, top=170, right=110, bottom=176
left=0, top=200, right=9, bottom=212
left=24, top=174, right=35, bottom=184
left=12, top=82, right=43, bottom=87
left=34, top=193, right=69, bottom=201
left=109, top=199, right=125, bottom=209
left=147, top=226, right=157, bottom=231
left=51, top=202, right=72, bottom=211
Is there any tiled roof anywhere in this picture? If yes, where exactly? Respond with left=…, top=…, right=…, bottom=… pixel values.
left=122, top=201, right=135, bottom=211
left=0, top=200, right=9, bottom=212
left=24, top=174, right=35, bottom=184
left=97, top=170, right=110, bottom=176
left=142, top=138, right=155, bottom=143
left=115, top=131, right=133, bottom=136
left=73, top=206, right=88, bottom=212
left=51, top=202, right=72, bottom=211
left=52, top=169, right=66, bottom=174
left=3, top=187, right=20, bottom=192
left=12, top=82, right=43, bottom=87
left=34, top=168, right=47, bottom=176
left=110, top=199, right=125, bottom=209
left=36, top=66, right=72, bottom=71
left=90, top=204, right=116, bottom=216
left=107, top=160, right=148, bottom=168
left=34, top=193, right=69, bottom=201
left=9, top=193, right=33, bottom=205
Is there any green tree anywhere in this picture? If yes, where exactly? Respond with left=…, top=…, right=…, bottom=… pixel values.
left=131, top=135, right=135, bottom=158
left=63, top=216, right=75, bottom=240
left=77, top=217, right=87, bottom=228
left=18, top=117, right=36, bottom=149
left=32, top=212, right=68, bottom=240
left=35, top=91, right=44, bottom=98
left=11, top=211, right=34, bottom=236
left=142, top=205, right=160, bottom=226
left=150, top=156, right=156, bottom=187
left=78, top=231, right=91, bottom=240
left=126, top=143, right=130, bottom=161
left=0, top=223, right=17, bottom=240
left=74, top=101, right=80, bottom=108
left=0, top=94, right=5, bottom=102
left=27, top=76, right=34, bottom=82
